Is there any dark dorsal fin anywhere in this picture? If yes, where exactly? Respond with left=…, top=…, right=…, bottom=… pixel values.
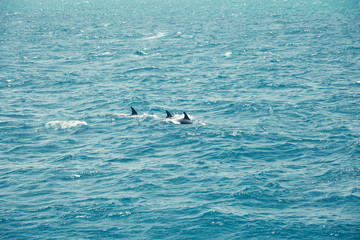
left=166, top=110, right=173, bottom=118
left=130, top=107, right=138, bottom=115
left=183, top=112, right=190, bottom=120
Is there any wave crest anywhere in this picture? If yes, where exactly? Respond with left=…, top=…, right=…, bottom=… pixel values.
left=45, top=120, right=88, bottom=130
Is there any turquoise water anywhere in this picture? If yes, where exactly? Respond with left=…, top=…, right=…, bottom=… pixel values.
left=1, top=0, right=360, bottom=239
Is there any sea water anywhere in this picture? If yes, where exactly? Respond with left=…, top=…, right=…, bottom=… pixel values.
left=1, top=0, right=359, bottom=239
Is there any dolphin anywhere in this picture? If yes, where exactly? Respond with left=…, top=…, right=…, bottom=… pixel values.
left=166, top=111, right=192, bottom=124
left=165, top=110, right=173, bottom=118
left=179, top=112, right=192, bottom=124
left=130, top=107, right=138, bottom=116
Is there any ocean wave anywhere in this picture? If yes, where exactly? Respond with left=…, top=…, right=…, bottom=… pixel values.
left=134, top=50, right=147, bottom=56
left=124, top=66, right=160, bottom=74
left=2, top=1, right=359, bottom=239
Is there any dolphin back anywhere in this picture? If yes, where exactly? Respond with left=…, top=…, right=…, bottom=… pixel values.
left=130, top=107, right=138, bottom=115
left=166, top=110, right=173, bottom=118
left=178, top=112, right=192, bottom=124
left=183, top=112, right=190, bottom=120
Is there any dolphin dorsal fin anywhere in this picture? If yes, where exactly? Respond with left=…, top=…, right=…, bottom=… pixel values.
left=183, top=112, right=190, bottom=120
left=130, top=107, right=138, bottom=115
left=166, top=110, right=173, bottom=118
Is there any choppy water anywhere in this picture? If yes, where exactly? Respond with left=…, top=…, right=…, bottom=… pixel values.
left=1, top=0, right=360, bottom=239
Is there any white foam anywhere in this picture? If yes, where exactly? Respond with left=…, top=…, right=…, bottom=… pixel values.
left=143, top=113, right=159, bottom=120
left=69, top=174, right=81, bottom=179
left=112, top=113, right=159, bottom=121
left=112, top=113, right=128, bottom=119
left=99, top=51, right=112, bottom=56
left=107, top=211, right=131, bottom=217
left=46, top=120, right=88, bottom=130
left=163, top=114, right=206, bottom=125
left=165, top=114, right=187, bottom=124
left=75, top=215, right=89, bottom=219
left=224, top=51, right=233, bottom=58
left=144, top=32, right=166, bottom=39
left=230, top=131, right=243, bottom=136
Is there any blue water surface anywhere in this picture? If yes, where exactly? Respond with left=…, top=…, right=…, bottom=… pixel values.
left=1, top=0, right=360, bottom=239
